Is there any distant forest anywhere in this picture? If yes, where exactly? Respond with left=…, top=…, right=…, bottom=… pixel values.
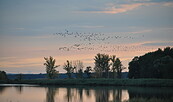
left=128, top=47, right=173, bottom=79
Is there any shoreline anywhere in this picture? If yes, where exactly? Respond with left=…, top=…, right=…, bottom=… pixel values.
left=1, top=79, right=173, bottom=87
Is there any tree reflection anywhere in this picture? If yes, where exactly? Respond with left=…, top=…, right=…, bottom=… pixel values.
left=94, top=88, right=129, bottom=102
left=64, top=87, right=74, bottom=102
left=1, top=85, right=172, bottom=102
left=46, top=86, right=130, bottom=102
left=0, top=87, right=7, bottom=94
left=15, top=86, right=23, bottom=94
left=95, top=88, right=109, bottom=102
left=113, top=89, right=122, bottom=102
left=85, top=88, right=91, bottom=97
left=78, top=87, right=83, bottom=101
left=65, top=87, right=90, bottom=102
left=46, top=87, right=58, bottom=102
left=128, top=87, right=173, bottom=100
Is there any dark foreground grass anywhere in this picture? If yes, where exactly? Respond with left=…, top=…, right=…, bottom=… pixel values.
left=125, top=97, right=173, bottom=102
left=2, top=78, right=173, bottom=87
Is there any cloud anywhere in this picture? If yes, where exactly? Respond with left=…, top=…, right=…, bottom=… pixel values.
left=163, top=2, right=173, bottom=7
left=75, top=0, right=173, bottom=14
left=130, top=0, right=173, bottom=3
left=141, top=41, right=173, bottom=46
left=75, top=2, right=157, bottom=14
left=0, top=57, right=43, bottom=68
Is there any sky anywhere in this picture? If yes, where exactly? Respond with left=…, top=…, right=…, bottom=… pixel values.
left=0, top=0, right=173, bottom=74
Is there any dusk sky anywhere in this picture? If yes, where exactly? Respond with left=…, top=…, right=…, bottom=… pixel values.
left=0, top=0, right=173, bottom=73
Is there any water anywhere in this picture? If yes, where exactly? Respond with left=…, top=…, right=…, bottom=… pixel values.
left=0, top=84, right=172, bottom=102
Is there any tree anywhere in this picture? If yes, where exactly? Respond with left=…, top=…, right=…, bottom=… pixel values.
left=73, top=60, right=84, bottom=78
left=84, top=66, right=92, bottom=78
left=44, top=56, right=59, bottom=79
left=153, top=55, right=173, bottom=78
left=78, top=69, right=83, bottom=78
left=94, top=53, right=111, bottom=78
left=63, top=60, right=74, bottom=78
left=94, top=66, right=102, bottom=78
left=110, top=55, right=117, bottom=78
left=111, top=57, right=124, bottom=78
left=128, top=56, right=140, bottom=79
left=0, top=71, right=8, bottom=81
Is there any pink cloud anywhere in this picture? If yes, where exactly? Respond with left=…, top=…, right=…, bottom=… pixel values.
left=76, top=3, right=155, bottom=14
left=163, top=2, right=173, bottom=7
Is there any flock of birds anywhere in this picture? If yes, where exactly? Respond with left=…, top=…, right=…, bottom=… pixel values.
left=54, top=29, right=134, bottom=42
left=53, top=30, right=153, bottom=52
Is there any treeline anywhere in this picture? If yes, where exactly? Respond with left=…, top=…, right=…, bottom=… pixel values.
left=128, top=47, right=173, bottom=79
left=1, top=47, right=173, bottom=81
left=44, top=54, right=125, bottom=79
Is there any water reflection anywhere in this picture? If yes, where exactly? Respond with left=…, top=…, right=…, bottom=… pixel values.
left=113, top=89, right=123, bottom=102
left=0, top=86, right=7, bottom=94
left=64, top=87, right=73, bottom=102
left=95, top=88, right=109, bottom=102
left=0, top=85, right=173, bottom=102
left=15, top=86, right=23, bottom=94
left=128, top=87, right=173, bottom=99
left=47, top=86, right=129, bottom=102
left=46, top=87, right=58, bottom=102
left=85, top=88, right=91, bottom=97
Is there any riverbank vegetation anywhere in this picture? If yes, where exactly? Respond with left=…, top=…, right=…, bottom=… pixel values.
left=2, top=79, right=173, bottom=87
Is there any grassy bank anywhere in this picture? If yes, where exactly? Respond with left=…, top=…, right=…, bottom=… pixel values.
left=2, top=79, right=173, bottom=87
left=125, top=97, right=173, bottom=102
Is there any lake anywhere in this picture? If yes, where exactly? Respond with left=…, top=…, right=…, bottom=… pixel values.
left=0, top=84, right=172, bottom=102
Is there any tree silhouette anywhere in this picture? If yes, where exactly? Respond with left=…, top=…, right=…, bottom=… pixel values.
left=128, top=47, right=173, bottom=79
left=94, top=53, right=111, bottom=78
left=84, top=66, right=92, bottom=78
left=113, top=58, right=125, bottom=78
left=73, top=60, right=84, bottom=78
left=0, top=71, right=8, bottom=81
left=44, top=56, right=59, bottom=79
left=128, top=56, right=140, bottom=78
left=63, top=60, right=74, bottom=78
left=110, top=55, right=117, bottom=78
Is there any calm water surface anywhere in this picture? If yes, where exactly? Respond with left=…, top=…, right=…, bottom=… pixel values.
left=0, top=84, right=173, bottom=102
